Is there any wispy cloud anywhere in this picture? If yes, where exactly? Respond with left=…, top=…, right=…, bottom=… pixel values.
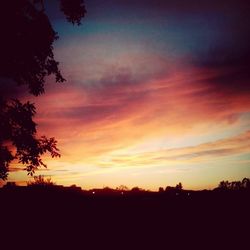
left=93, top=130, right=250, bottom=169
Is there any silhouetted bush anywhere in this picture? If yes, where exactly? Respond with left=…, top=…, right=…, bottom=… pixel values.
left=27, top=175, right=55, bottom=186
left=217, top=178, right=250, bottom=191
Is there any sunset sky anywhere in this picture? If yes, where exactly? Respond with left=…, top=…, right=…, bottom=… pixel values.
left=7, top=0, right=250, bottom=190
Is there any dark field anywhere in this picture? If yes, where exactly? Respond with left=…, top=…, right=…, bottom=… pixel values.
left=1, top=186, right=249, bottom=249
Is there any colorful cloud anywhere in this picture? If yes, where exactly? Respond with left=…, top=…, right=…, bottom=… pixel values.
left=6, top=0, right=250, bottom=189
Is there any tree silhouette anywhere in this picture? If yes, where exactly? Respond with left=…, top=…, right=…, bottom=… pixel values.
left=175, top=182, right=183, bottom=191
left=116, top=185, right=129, bottom=191
left=27, top=175, right=55, bottom=186
left=218, top=180, right=230, bottom=190
left=217, top=178, right=250, bottom=191
left=0, top=0, right=86, bottom=180
left=242, top=178, right=250, bottom=189
left=131, top=187, right=145, bottom=192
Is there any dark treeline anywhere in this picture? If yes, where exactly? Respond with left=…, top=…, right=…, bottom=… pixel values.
left=1, top=177, right=249, bottom=248
left=2, top=175, right=250, bottom=194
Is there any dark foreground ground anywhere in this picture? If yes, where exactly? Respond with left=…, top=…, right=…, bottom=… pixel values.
left=0, top=186, right=249, bottom=249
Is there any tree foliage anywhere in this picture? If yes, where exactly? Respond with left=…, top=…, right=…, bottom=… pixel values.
left=27, top=175, right=55, bottom=186
left=0, top=0, right=86, bottom=180
left=60, top=0, right=86, bottom=25
left=0, top=99, right=60, bottom=179
left=0, top=0, right=86, bottom=96
left=165, top=182, right=183, bottom=192
left=217, top=178, right=250, bottom=191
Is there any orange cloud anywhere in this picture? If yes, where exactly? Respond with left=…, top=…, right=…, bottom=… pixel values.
left=103, top=130, right=250, bottom=167
left=23, top=65, right=250, bottom=171
left=8, top=46, right=250, bottom=189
